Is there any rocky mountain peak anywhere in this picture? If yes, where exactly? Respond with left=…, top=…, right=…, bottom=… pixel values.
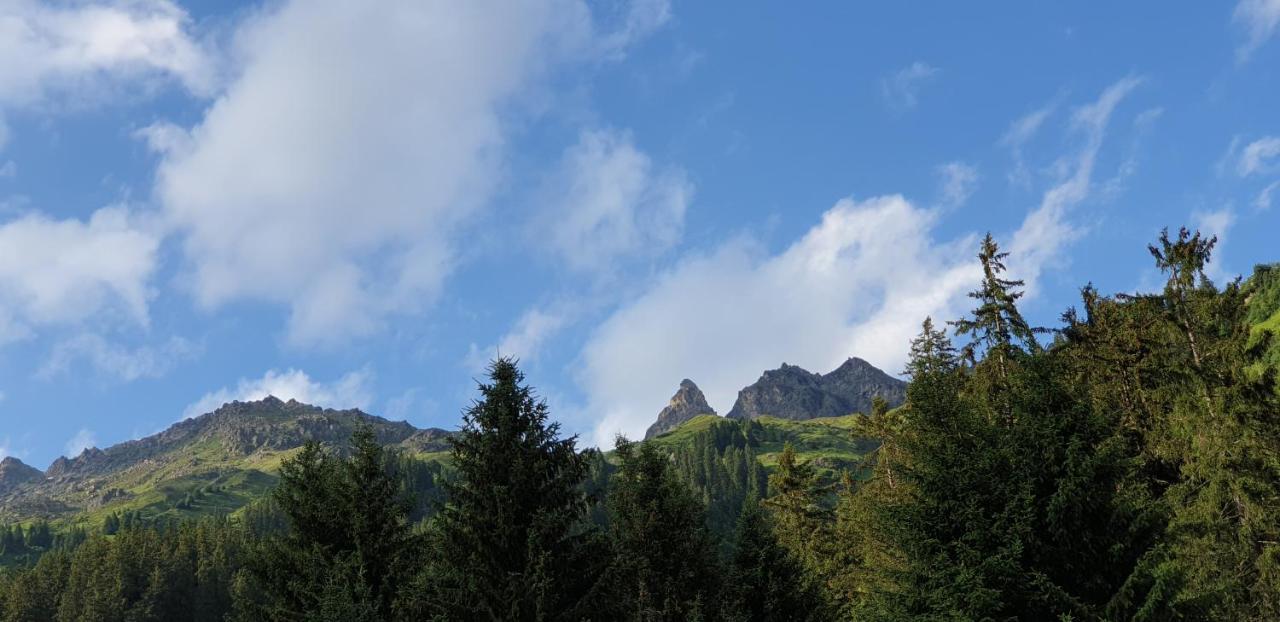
left=0, top=456, right=43, bottom=493
left=645, top=379, right=716, bottom=439
left=726, top=357, right=906, bottom=421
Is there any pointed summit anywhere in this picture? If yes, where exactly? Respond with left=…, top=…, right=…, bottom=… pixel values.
left=645, top=379, right=717, bottom=439
left=0, top=456, right=42, bottom=494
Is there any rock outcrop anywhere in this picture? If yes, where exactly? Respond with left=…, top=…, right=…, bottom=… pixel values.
left=0, top=457, right=42, bottom=494
left=645, top=379, right=716, bottom=439
left=726, top=357, right=905, bottom=421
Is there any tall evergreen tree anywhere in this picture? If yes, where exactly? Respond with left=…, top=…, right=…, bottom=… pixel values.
left=904, top=316, right=958, bottom=379
left=722, top=496, right=830, bottom=622
left=412, top=357, right=609, bottom=621
left=244, top=426, right=414, bottom=621
left=607, top=437, right=723, bottom=621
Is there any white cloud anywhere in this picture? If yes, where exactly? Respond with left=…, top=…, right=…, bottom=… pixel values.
left=1193, top=207, right=1238, bottom=282
left=594, top=0, right=671, bottom=59
left=1006, top=76, right=1142, bottom=293
left=64, top=428, right=97, bottom=457
left=580, top=195, right=980, bottom=446
left=936, top=161, right=979, bottom=207
left=0, top=206, right=160, bottom=345
left=38, top=334, right=199, bottom=381
left=539, top=128, right=692, bottom=274
left=1235, top=136, right=1280, bottom=177
left=1255, top=180, right=1280, bottom=211
left=1000, top=101, right=1057, bottom=187
left=151, top=0, right=662, bottom=348
left=183, top=367, right=374, bottom=419
left=0, top=0, right=213, bottom=109
left=467, top=306, right=572, bottom=371
left=577, top=78, right=1141, bottom=447
left=1234, top=0, right=1280, bottom=62
left=1194, top=207, right=1237, bottom=240
left=881, top=61, right=939, bottom=111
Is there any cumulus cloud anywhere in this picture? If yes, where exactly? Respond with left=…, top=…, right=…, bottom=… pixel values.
left=0, top=206, right=160, bottom=345
left=581, top=196, right=980, bottom=446
left=1235, top=136, right=1280, bottom=177
left=936, top=161, right=979, bottom=207
left=0, top=0, right=212, bottom=114
left=38, top=334, right=199, bottom=381
left=150, top=0, right=663, bottom=348
left=538, top=128, right=692, bottom=274
left=578, top=78, right=1141, bottom=447
left=1234, top=0, right=1280, bottom=61
left=881, top=61, right=939, bottom=111
left=64, top=428, right=97, bottom=457
left=183, top=367, right=374, bottom=419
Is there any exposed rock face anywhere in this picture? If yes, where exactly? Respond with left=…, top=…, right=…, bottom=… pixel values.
left=645, top=379, right=716, bottom=439
left=726, top=357, right=905, bottom=421
left=0, top=457, right=42, bottom=494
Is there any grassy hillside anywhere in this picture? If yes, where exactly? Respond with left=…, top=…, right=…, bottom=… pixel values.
left=646, top=412, right=877, bottom=481
left=0, top=397, right=454, bottom=530
left=1247, top=263, right=1280, bottom=381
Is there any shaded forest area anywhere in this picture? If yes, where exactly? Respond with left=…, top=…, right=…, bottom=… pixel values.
left=2, top=228, right=1279, bottom=621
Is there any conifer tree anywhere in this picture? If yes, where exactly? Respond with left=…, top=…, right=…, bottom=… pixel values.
left=722, top=497, right=831, bottom=622
left=245, top=427, right=413, bottom=621
left=607, top=437, right=722, bottom=621
left=413, top=357, right=609, bottom=621
left=904, top=316, right=957, bottom=378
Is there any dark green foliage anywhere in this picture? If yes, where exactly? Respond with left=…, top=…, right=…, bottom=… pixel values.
left=607, top=437, right=723, bottom=621
left=667, top=419, right=769, bottom=539
left=0, top=520, right=245, bottom=622
left=408, top=357, right=610, bottom=621
left=722, top=497, right=831, bottom=622
left=5, top=230, right=1280, bottom=621
left=240, top=425, right=415, bottom=621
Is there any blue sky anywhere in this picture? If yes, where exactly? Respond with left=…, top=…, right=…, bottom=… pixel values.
left=2, top=0, right=1279, bottom=468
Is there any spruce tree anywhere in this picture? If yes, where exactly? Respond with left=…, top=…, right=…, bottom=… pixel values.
left=414, top=357, right=608, bottom=621
left=903, top=316, right=957, bottom=379
left=607, top=437, right=722, bottom=621
left=722, top=497, right=831, bottom=622
left=246, top=427, right=414, bottom=621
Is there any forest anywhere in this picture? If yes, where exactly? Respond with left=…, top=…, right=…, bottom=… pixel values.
left=1, top=228, right=1278, bottom=621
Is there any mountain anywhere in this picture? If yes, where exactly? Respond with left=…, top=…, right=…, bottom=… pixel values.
left=0, top=457, right=42, bottom=495
left=645, top=379, right=716, bottom=439
left=0, top=397, right=454, bottom=525
left=726, top=357, right=905, bottom=421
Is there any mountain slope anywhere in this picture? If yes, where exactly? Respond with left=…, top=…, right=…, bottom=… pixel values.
left=0, top=397, right=454, bottom=526
left=726, top=357, right=905, bottom=421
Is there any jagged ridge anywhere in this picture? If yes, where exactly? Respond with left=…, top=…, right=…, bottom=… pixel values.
left=726, top=357, right=905, bottom=421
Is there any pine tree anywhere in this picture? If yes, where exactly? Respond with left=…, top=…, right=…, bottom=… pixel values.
left=722, top=497, right=831, bottom=622
left=951, top=233, right=1040, bottom=359
left=412, top=357, right=609, bottom=621
left=607, top=437, right=722, bottom=621
left=245, top=427, right=414, bottom=621
left=904, top=316, right=957, bottom=378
